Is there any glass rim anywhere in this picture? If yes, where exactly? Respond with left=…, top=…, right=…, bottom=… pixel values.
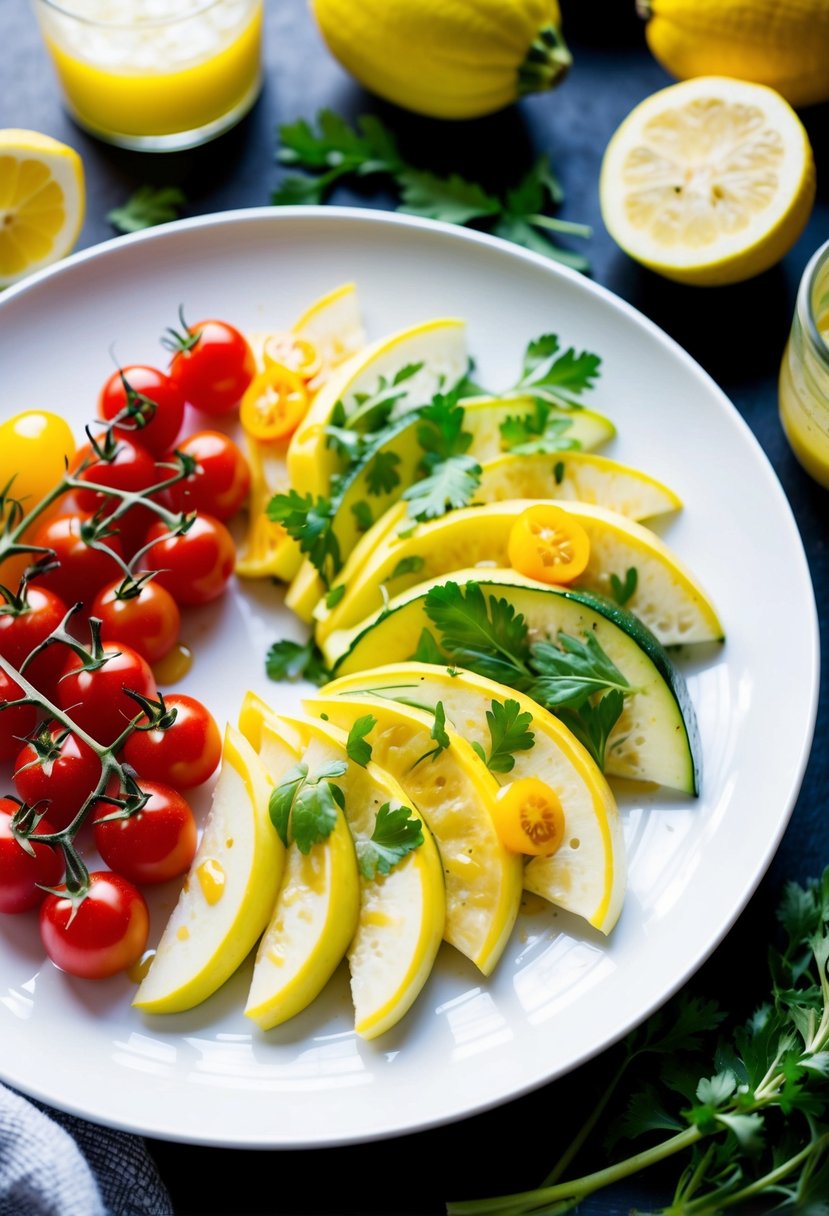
left=799, top=237, right=829, bottom=374
left=33, top=0, right=224, bottom=29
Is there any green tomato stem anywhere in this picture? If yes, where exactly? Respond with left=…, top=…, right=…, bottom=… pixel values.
left=517, top=24, right=572, bottom=99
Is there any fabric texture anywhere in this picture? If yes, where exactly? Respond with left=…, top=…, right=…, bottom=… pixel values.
left=0, top=1082, right=174, bottom=1216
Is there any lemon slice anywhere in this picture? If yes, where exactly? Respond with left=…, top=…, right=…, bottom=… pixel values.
left=133, top=726, right=285, bottom=1015
left=244, top=721, right=361, bottom=1031
left=599, top=77, right=816, bottom=286
left=303, top=694, right=523, bottom=975
left=286, top=317, right=468, bottom=499
left=321, top=663, right=626, bottom=935
left=0, top=129, right=85, bottom=288
left=315, top=498, right=723, bottom=652
left=281, top=714, right=445, bottom=1039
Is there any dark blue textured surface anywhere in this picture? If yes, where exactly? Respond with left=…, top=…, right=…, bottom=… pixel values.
left=2, top=1, right=828, bottom=1213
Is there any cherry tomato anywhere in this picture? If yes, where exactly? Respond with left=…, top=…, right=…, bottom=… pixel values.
left=492, top=778, right=566, bottom=857
left=140, top=514, right=235, bottom=606
left=507, top=505, right=591, bottom=585
left=0, top=669, right=37, bottom=762
left=98, top=364, right=186, bottom=457
left=0, top=584, right=69, bottom=701
left=30, top=513, right=125, bottom=607
left=91, top=578, right=181, bottom=665
left=122, top=694, right=221, bottom=789
left=167, top=317, right=255, bottom=415
left=164, top=431, right=251, bottom=522
left=39, top=871, right=149, bottom=979
left=13, top=725, right=102, bottom=832
left=0, top=799, right=64, bottom=914
left=71, top=435, right=157, bottom=516
left=92, top=780, right=197, bottom=886
left=262, top=333, right=322, bottom=380
left=57, top=642, right=158, bottom=747
left=240, top=366, right=308, bottom=441
left=0, top=411, right=76, bottom=592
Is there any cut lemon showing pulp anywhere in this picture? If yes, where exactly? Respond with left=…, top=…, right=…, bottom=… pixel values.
left=303, top=694, right=523, bottom=975
left=599, top=77, right=816, bottom=286
left=0, top=129, right=85, bottom=288
left=321, top=663, right=626, bottom=935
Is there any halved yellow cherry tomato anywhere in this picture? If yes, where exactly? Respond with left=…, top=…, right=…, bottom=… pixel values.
left=240, top=365, right=309, bottom=441
left=262, top=333, right=322, bottom=381
left=507, top=504, right=590, bottom=585
left=492, top=778, right=566, bottom=857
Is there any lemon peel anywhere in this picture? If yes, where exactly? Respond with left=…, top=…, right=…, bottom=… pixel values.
left=0, top=129, right=85, bottom=288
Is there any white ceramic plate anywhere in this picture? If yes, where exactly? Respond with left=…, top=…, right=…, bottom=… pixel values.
left=0, top=208, right=818, bottom=1148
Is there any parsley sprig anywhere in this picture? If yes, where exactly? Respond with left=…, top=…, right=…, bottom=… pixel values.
left=356, top=802, right=424, bottom=879
left=412, top=581, right=634, bottom=769
left=107, top=185, right=186, bottom=234
left=269, top=760, right=347, bottom=853
left=448, top=868, right=829, bottom=1216
left=274, top=111, right=591, bottom=272
left=471, top=699, right=535, bottom=774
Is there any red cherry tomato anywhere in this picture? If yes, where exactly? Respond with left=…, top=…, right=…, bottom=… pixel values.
left=57, top=642, right=158, bottom=747
left=30, top=514, right=125, bottom=606
left=122, top=694, right=221, bottom=789
left=39, top=871, right=149, bottom=979
left=167, top=318, right=255, bottom=415
left=71, top=435, right=157, bottom=516
left=92, top=780, right=197, bottom=886
left=91, top=578, right=181, bottom=665
left=0, top=584, right=68, bottom=701
left=164, top=430, right=251, bottom=521
left=0, top=799, right=64, bottom=914
left=13, top=725, right=102, bottom=832
left=98, top=364, right=186, bottom=457
left=140, top=514, right=235, bottom=606
left=0, top=669, right=37, bottom=762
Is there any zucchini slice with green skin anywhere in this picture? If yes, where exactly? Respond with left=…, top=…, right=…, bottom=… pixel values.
left=328, top=568, right=702, bottom=796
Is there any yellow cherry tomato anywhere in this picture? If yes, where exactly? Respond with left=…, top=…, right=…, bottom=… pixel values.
left=240, top=365, right=309, bottom=442
left=507, top=503, right=590, bottom=585
left=262, top=333, right=322, bottom=381
left=492, top=778, right=566, bottom=857
left=0, top=410, right=75, bottom=511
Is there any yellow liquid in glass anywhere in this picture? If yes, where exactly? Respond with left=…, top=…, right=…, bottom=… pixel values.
left=779, top=314, right=829, bottom=489
left=39, top=1, right=262, bottom=145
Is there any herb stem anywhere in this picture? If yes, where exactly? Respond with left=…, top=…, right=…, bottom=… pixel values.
left=540, top=1054, right=632, bottom=1186
left=528, top=214, right=593, bottom=238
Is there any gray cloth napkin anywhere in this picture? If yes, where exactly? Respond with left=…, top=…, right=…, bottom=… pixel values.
left=0, top=1082, right=174, bottom=1216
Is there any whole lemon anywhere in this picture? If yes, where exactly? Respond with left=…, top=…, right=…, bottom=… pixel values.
left=638, top=0, right=829, bottom=109
left=309, top=0, right=572, bottom=120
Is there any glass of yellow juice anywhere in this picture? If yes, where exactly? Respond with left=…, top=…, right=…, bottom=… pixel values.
left=31, top=0, right=264, bottom=152
left=779, top=239, right=829, bottom=489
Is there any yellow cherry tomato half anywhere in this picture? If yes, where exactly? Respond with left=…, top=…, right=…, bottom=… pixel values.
left=492, top=778, right=566, bottom=857
left=239, top=365, right=309, bottom=442
left=262, top=333, right=322, bottom=381
left=507, top=504, right=590, bottom=585
left=0, top=410, right=75, bottom=511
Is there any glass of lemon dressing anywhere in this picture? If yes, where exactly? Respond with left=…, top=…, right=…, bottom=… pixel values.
left=32, top=0, right=264, bottom=151
left=779, top=239, right=829, bottom=489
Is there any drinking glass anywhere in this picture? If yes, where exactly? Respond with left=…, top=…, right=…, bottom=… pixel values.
left=779, top=239, right=829, bottom=489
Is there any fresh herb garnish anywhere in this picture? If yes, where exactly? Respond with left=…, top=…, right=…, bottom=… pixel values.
left=448, top=868, right=829, bottom=1216
left=274, top=111, right=591, bottom=272
left=351, top=500, right=374, bottom=532
left=107, top=185, right=186, bottom=234
left=365, top=450, right=402, bottom=496
left=471, top=699, right=535, bottom=774
left=269, top=760, right=347, bottom=852
left=410, top=701, right=450, bottom=769
left=512, top=333, right=602, bottom=406
left=610, top=567, right=638, bottom=606
left=345, top=715, right=376, bottom=767
left=390, top=555, right=426, bottom=581
left=324, top=585, right=346, bottom=609
left=266, top=490, right=339, bottom=587
left=265, top=638, right=329, bottom=685
left=356, top=802, right=424, bottom=879
left=419, top=581, right=633, bottom=769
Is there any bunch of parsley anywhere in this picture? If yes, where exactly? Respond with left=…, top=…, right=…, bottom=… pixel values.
left=273, top=110, right=592, bottom=272
left=447, top=869, right=829, bottom=1215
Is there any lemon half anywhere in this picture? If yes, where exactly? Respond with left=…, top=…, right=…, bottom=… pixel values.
left=599, top=77, right=816, bottom=286
left=0, top=129, right=85, bottom=288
